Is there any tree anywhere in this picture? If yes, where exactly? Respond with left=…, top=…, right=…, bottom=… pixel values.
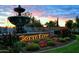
left=65, top=20, right=73, bottom=36
left=75, top=16, right=79, bottom=28
left=72, top=23, right=77, bottom=28
left=45, top=21, right=56, bottom=27
left=65, top=20, right=73, bottom=29
left=33, top=21, right=43, bottom=27
left=30, top=17, right=43, bottom=27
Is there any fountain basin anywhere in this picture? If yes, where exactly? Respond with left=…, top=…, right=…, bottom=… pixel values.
left=8, top=16, right=30, bottom=26
left=8, top=16, right=31, bottom=33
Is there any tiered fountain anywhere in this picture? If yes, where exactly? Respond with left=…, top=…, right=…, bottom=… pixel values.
left=8, top=5, right=30, bottom=33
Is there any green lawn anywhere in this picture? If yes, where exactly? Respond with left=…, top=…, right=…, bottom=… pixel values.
left=44, top=35, right=79, bottom=53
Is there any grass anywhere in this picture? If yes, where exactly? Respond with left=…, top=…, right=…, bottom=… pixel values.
left=44, top=35, right=79, bottom=53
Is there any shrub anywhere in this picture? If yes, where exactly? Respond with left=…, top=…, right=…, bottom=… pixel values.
left=14, top=41, right=26, bottom=47
left=46, top=38, right=52, bottom=41
left=59, top=40, right=66, bottom=43
left=59, top=38, right=66, bottom=43
left=39, top=40, right=47, bottom=48
left=12, top=41, right=26, bottom=52
left=53, top=37, right=59, bottom=41
left=70, top=35, right=76, bottom=39
left=32, top=39, right=40, bottom=43
left=47, top=41, right=55, bottom=46
left=26, top=43, right=40, bottom=51
left=64, top=37, right=71, bottom=41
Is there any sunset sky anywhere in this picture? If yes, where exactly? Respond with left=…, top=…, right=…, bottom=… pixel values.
left=0, top=5, right=79, bottom=27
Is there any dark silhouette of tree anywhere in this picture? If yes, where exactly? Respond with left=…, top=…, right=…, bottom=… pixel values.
left=45, top=21, right=56, bottom=27
left=72, top=23, right=77, bottom=28
left=65, top=20, right=73, bottom=29
left=56, top=17, right=59, bottom=27
left=33, top=21, right=43, bottom=27
left=75, top=16, right=79, bottom=28
left=31, top=16, right=35, bottom=23
left=29, top=16, right=43, bottom=27
left=65, top=20, right=74, bottom=36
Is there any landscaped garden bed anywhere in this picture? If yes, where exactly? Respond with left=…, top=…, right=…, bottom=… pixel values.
left=17, top=35, right=76, bottom=52
left=0, top=34, right=76, bottom=53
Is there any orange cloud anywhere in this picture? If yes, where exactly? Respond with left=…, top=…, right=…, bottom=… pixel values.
left=47, top=16, right=57, bottom=21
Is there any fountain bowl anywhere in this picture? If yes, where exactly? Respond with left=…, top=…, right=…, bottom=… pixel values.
left=8, top=16, right=30, bottom=26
